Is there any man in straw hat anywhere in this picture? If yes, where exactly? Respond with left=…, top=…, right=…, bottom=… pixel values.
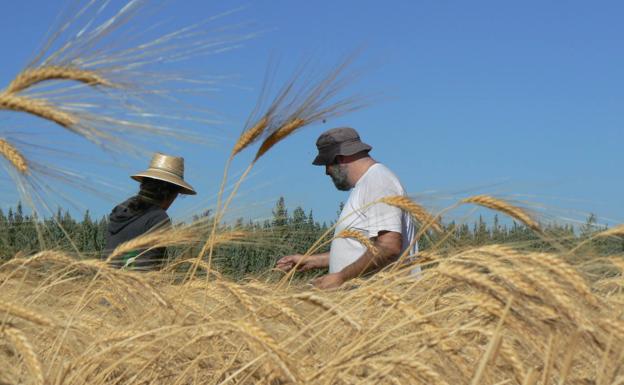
left=103, top=152, right=196, bottom=270
left=276, top=127, right=417, bottom=289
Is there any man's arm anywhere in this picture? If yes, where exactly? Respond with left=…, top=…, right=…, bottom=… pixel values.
left=276, top=252, right=329, bottom=272
left=312, top=231, right=402, bottom=289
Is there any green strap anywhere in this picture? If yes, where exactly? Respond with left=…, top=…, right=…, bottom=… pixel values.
left=122, top=250, right=139, bottom=269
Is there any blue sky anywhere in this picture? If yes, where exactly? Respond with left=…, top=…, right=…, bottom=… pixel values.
left=0, top=0, right=622, bottom=227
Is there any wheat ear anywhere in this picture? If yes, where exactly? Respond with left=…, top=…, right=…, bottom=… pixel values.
left=0, top=300, right=53, bottom=327
left=254, top=118, right=305, bottom=160
left=107, top=226, right=205, bottom=261
left=378, top=358, right=449, bottom=385
left=595, top=224, right=624, bottom=238
left=2, top=326, right=44, bottom=385
left=232, top=320, right=299, bottom=383
left=378, top=196, right=443, bottom=233
left=461, top=195, right=541, bottom=233
left=232, top=116, right=269, bottom=156
left=292, top=293, right=361, bottom=331
left=0, top=138, right=28, bottom=174
left=569, top=224, right=624, bottom=254
left=217, top=281, right=256, bottom=313
left=7, top=66, right=112, bottom=93
left=337, top=229, right=379, bottom=255
left=0, top=93, right=78, bottom=127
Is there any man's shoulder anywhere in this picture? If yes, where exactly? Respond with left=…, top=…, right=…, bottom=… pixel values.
left=361, top=164, right=404, bottom=191
left=144, top=207, right=170, bottom=227
left=368, top=163, right=399, bottom=179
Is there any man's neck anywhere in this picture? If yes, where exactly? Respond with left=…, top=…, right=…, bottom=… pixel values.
left=348, top=157, right=377, bottom=186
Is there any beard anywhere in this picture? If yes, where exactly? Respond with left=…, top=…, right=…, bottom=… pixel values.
left=327, top=164, right=351, bottom=191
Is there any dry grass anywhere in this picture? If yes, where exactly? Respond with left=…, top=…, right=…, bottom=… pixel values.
left=0, top=244, right=622, bottom=385
left=1, top=326, right=44, bottom=385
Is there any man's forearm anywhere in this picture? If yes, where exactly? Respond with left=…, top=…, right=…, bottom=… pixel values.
left=338, top=232, right=402, bottom=281
left=338, top=249, right=392, bottom=281
left=308, top=252, right=329, bottom=269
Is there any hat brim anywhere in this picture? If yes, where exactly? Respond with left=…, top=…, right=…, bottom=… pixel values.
left=312, top=141, right=372, bottom=166
left=131, top=169, right=196, bottom=195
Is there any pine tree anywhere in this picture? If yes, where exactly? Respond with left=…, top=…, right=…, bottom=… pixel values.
left=272, top=197, right=288, bottom=228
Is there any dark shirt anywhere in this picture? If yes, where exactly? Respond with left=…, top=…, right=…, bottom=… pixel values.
left=103, top=196, right=170, bottom=270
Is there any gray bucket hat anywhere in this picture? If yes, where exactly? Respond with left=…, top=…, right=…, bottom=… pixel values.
left=312, top=127, right=372, bottom=166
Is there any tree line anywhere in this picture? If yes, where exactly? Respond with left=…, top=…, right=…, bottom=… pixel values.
left=0, top=199, right=621, bottom=278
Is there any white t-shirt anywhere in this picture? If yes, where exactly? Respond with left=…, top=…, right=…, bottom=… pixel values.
left=329, top=163, right=418, bottom=273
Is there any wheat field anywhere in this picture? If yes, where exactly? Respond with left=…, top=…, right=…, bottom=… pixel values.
left=0, top=242, right=623, bottom=384
left=1, top=1, right=623, bottom=384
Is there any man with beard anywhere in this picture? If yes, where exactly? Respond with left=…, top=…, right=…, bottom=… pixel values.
left=276, top=127, right=417, bottom=289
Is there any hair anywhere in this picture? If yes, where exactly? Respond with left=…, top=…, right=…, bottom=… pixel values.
left=129, top=178, right=180, bottom=211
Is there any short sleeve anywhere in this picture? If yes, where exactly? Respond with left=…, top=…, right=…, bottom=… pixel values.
left=359, top=180, right=403, bottom=239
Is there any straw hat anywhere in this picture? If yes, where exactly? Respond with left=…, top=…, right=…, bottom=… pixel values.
left=131, top=153, right=196, bottom=195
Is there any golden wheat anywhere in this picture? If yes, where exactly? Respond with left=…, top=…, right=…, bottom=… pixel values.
left=254, top=118, right=306, bottom=160
left=232, top=116, right=269, bottom=156
left=0, top=243, right=621, bottom=384
left=377, top=357, right=449, bottom=385
left=461, top=195, right=541, bottom=233
left=107, top=226, right=238, bottom=262
left=217, top=281, right=256, bottom=314
left=0, top=93, right=78, bottom=128
left=292, top=292, right=362, bottom=331
left=378, top=195, right=443, bottom=233
left=337, top=229, right=379, bottom=255
left=2, top=326, right=44, bottom=385
left=595, top=224, right=624, bottom=238
left=231, top=320, right=299, bottom=383
left=0, top=299, right=53, bottom=327
left=0, top=138, right=28, bottom=174
left=6, top=66, right=112, bottom=94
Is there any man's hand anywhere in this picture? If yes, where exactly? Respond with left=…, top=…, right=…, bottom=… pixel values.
left=276, top=254, right=316, bottom=272
left=311, top=272, right=346, bottom=290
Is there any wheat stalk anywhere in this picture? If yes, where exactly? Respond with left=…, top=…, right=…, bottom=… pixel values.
left=0, top=300, right=53, bottom=327
left=377, top=357, right=449, bottom=385
left=217, top=281, right=256, bottom=314
left=2, top=326, right=44, bottom=385
left=461, top=195, right=542, bottom=233
left=231, top=320, right=299, bottom=383
left=0, top=138, right=28, bottom=174
left=292, top=293, right=361, bottom=331
left=0, top=93, right=78, bottom=127
left=378, top=196, right=443, bottom=233
left=337, top=229, right=379, bottom=255
left=470, top=299, right=512, bottom=385
left=595, top=224, right=624, bottom=238
left=438, top=262, right=511, bottom=302
left=6, top=66, right=112, bottom=93
left=522, top=252, right=599, bottom=307
left=232, top=116, right=269, bottom=156
left=254, top=118, right=305, bottom=161
left=107, top=226, right=208, bottom=261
